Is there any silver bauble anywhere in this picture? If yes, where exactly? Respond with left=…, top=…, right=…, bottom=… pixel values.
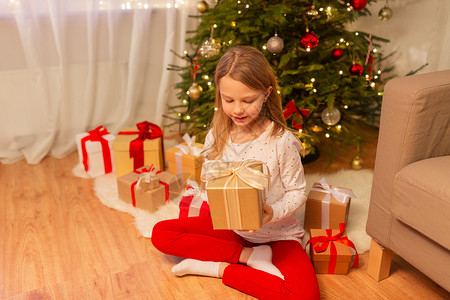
left=199, top=38, right=221, bottom=57
left=267, top=33, right=284, bottom=54
left=378, top=6, right=393, bottom=21
left=321, top=106, right=341, bottom=126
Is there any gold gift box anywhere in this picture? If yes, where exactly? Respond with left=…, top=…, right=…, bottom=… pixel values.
left=309, top=229, right=353, bottom=275
left=205, top=162, right=265, bottom=230
left=166, top=142, right=203, bottom=186
left=304, top=183, right=352, bottom=230
left=112, top=127, right=164, bottom=177
left=117, top=166, right=182, bottom=213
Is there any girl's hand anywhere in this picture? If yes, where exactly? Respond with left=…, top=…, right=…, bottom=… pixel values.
left=247, top=203, right=273, bottom=234
left=262, top=203, right=273, bottom=225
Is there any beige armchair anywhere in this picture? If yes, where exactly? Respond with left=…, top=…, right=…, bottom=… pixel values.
left=365, top=70, right=450, bottom=292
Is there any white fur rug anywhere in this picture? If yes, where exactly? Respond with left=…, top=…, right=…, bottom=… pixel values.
left=74, top=165, right=373, bottom=253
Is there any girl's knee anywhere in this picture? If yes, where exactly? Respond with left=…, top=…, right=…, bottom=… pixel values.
left=151, top=220, right=169, bottom=252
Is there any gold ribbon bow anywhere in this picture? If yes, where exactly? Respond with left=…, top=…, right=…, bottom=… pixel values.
left=136, top=165, right=159, bottom=191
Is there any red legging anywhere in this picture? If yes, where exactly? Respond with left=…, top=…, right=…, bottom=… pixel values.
left=151, top=216, right=320, bottom=300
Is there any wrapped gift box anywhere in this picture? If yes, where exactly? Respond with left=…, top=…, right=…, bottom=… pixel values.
left=117, top=166, right=182, bottom=213
left=202, top=160, right=268, bottom=230
left=179, top=182, right=210, bottom=218
left=166, top=139, right=203, bottom=186
left=112, top=122, right=165, bottom=177
left=304, top=179, right=356, bottom=230
left=75, top=126, right=115, bottom=177
left=308, top=226, right=358, bottom=275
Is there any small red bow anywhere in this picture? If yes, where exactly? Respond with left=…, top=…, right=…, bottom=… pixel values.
left=283, top=100, right=310, bottom=130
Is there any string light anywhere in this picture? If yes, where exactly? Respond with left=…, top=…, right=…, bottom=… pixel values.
left=339, top=70, right=343, bottom=75
left=311, top=78, right=315, bottom=82
left=214, top=107, right=218, bottom=111
left=344, top=105, right=349, bottom=109
left=355, top=32, right=359, bottom=36
left=325, top=133, right=330, bottom=138
left=182, top=99, right=188, bottom=104
left=185, top=115, right=191, bottom=120
left=207, top=82, right=212, bottom=86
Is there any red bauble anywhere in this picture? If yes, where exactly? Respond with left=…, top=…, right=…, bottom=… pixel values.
left=331, top=48, right=344, bottom=60
left=350, top=0, right=367, bottom=11
left=300, top=31, right=319, bottom=50
left=349, top=63, right=364, bottom=75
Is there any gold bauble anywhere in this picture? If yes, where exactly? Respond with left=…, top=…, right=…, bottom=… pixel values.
left=300, top=142, right=312, bottom=157
left=378, top=6, right=393, bottom=21
left=188, top=82, right=203, bottom=100
left=196, top=0, right=209, bottom=13
left=306, top=6, right=319, bottom=18
left=350, top=155, right=364, bottom=170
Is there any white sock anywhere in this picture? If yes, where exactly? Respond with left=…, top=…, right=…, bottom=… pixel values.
left=171, top=259, right=221, bottom=278
left=247, top=245, right=284, bottom=279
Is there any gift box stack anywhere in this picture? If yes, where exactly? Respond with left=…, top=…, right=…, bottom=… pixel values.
left=201, top=159, right=268, bottom=230
left=76, top=121, right=188, bottom=214
left=117, top=165, right=182, bottom=213
left=304, top=178, right=358, bottom=274
left=166, top=133, right=204, bottom=186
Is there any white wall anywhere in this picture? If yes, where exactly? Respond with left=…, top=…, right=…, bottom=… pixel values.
left=350, top=0, right=450, bottom=78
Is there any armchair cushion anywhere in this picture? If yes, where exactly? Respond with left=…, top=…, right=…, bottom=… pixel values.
left=392, top=156, right=450, bottom=250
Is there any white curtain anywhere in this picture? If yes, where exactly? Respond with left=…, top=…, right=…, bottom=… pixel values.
left=0, top=0, right=197, bottom=164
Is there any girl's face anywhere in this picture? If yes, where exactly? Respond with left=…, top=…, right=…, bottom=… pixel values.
left=219, top=75, right=270, bottom=129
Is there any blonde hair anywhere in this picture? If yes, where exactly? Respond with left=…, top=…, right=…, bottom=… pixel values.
left=205, top=45, right=288, bottom=160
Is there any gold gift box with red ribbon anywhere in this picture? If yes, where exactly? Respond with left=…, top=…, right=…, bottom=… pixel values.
left=304, top=179, right=356, bottom=230
left=166, top=134, right=203, bottom=186
left=307, top=224, right=359, bottom=275
left=117, top=165, right=182, bottom=213
left=201, top=160, right=268, bottom=230
left=112, top=121, right=165, bottom=177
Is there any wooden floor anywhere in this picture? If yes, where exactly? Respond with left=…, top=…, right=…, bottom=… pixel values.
left=1, top=124, right=449, bottom=299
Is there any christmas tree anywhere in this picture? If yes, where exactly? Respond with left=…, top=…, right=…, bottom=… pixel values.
left=165, top=0, right=389, bottom=164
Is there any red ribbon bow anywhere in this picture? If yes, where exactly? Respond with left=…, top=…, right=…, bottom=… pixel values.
left=283, top=100, right=310, bottom=130
left=81, top=126, right=113, bottom=174
left=306, top=223, right=359, bottom=274
left=118, top=121, right=165, bottom=171
left=130, top=165, right=170, bottom=207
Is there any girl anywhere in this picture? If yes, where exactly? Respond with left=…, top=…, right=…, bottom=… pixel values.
left=152, top=46, right=320, bottom=300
